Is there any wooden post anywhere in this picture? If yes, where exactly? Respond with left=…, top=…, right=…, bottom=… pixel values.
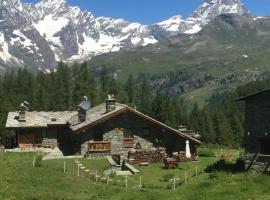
left=185, top=171, right=187, bottom=183
left=220, top=148, right=223, bottom=158
left=32, top=156, right=36, bottom=167
left=139, top=176, right=142, bottom=188
left=173, top=178, right=176, bottom=190
left=77, top=164, right=80, bottom=176
left=125, top=175, right=128, bottom=188
left=64, top=161, right=66, bottom=173
left=196, top=166, right=198, bottom=176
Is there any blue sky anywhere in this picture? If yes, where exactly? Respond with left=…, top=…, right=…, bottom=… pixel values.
left=22, top=0, right=270, bottom=24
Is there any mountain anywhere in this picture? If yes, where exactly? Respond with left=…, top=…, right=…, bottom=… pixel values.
left=0, top=0, right=247, bottom=72
left=87, top=14, right=270, bottom=105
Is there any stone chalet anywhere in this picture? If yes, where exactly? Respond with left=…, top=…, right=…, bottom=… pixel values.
left=6, top=97, right=201, bottom=157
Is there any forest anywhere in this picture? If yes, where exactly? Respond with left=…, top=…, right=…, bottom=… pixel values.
left=1, top=62, right=270, bottom=148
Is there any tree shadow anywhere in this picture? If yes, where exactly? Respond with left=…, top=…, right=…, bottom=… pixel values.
left=205, top=158, right=245, bottom=173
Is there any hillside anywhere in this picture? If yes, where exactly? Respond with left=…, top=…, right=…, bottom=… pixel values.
left=88, top=14, right=270, bottom=105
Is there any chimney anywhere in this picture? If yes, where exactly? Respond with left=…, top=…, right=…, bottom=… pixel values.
left=78, top=96, right=91, bottom=123
left=78, top=108, right=86, bottom=123
left=17, top=102, right=29, bottom=122
left=106, top=94, right=116, bottom=113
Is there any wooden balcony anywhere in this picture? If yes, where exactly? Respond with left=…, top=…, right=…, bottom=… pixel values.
left=88, top=141, right=111, bottom=152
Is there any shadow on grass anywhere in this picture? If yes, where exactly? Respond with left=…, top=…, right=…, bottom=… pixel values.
left=205, top=158, right=245, bottom=173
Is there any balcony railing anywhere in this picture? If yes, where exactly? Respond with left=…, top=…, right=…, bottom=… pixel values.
left=88, top=141, right=111, bottom=152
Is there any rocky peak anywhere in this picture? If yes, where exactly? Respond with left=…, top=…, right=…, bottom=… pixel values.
left=0, top=0, right=253, bottom=72
left=183, top=0, right=247, bottom=33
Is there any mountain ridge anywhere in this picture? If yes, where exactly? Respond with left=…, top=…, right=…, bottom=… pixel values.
left=0, top=0, right=248, bottom=71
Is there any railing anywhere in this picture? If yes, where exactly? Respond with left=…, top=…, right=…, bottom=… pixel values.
left=88, top=141, right=111, bottom=152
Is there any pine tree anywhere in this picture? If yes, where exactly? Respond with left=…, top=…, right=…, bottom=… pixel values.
left=125, top=74, right=135, bottom=104
left=138, top=79, right=152, bottom=115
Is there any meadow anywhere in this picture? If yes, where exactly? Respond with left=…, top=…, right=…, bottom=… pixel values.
left=0, top=152, right=269, bottom=200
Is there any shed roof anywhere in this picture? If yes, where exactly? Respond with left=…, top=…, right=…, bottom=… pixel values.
left=235, top=88, right=270, bottom=101
left=6, top=111, right=77, bottom=128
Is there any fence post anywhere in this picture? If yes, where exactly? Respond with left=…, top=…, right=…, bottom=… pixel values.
left=173, top=178, right=176, bottom=190
left=196, top=166, right=198, bottom=176
left=185, top=171, right=187, bottom=183
left=95, top=170, right=98, bottom=182
left=32, top=156, right=36, bottom=167
left=77, top=164, right=80, bottom=176
left=139, top=176, right=142, bottom=188
left=220, top=148, right=223, bottom=158
left=125, top=175, right=128, bottom=188
left=64, top=161, right=66, bottom=173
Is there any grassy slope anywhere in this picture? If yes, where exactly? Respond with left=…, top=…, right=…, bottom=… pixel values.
left=0, top=153, right=269, bottom=200
left=88, top=15, right=270, bottom=105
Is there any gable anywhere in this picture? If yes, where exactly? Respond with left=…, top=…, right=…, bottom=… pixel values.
left=69, top=106, right=201, bottom=145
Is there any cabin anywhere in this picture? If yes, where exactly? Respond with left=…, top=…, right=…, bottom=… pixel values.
left=236, top=89, right=270, bottom=173
left=5, top=96, right=201, bottom=159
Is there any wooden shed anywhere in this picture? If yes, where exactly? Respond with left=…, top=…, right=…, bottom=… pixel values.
left=236, top=89, right=270, bottom=173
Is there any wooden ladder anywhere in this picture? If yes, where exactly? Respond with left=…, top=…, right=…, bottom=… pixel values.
left=246, top=153, right=258, bottom=171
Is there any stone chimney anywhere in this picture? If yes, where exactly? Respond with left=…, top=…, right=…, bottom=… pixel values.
left=78, top=108, right=86, bottom=123
left=17, top=102, right=29, bottom=122
left=106, top=94, right=116, bottom=113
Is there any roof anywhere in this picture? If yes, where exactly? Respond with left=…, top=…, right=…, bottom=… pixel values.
left=6, top=111, right=77, bottom=128
left=69, top=103, right=202, bottom=145
left=235, top=88, right=270, bottom=101
left=6, top=102, right=201, bottom=144
left=69, top=103, right=128, bottom=131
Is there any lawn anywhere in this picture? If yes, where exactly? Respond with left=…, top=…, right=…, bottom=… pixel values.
left=0, top=152, right=269, bottom=200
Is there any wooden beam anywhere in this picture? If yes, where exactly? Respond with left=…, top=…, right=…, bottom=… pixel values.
left=263, top=160, right=270, bottom=174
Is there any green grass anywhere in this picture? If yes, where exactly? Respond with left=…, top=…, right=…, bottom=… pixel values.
left=0, top=153, right=269, bottom=200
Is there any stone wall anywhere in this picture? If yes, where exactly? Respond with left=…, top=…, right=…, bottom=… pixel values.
left=78, top=111, right=197, bottom=156
left=80, top=129, right=95, bottom=155
left=103, top=128, right=154, bottom=156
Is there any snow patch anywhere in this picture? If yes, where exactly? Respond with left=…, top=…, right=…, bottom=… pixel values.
left=0, top=32, right=21, bottom=63
left=157, top=15, right=183, bottom=32
left=185, top=24, right=202, bottom=34
left=34, top=14, right=69, bottom=46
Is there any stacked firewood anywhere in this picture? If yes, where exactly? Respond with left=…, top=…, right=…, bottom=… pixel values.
left=128, top=148, right=167, bottom=165
left=173, top=151, right=198, bottom=162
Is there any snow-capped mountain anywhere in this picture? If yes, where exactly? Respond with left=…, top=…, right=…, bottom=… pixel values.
left=0, top=0, right=248, bottom=70
left=157, top=0, right=247, bottom=34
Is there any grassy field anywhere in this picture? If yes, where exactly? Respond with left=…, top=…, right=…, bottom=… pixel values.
left=0, top=152, right=269, bottom=200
